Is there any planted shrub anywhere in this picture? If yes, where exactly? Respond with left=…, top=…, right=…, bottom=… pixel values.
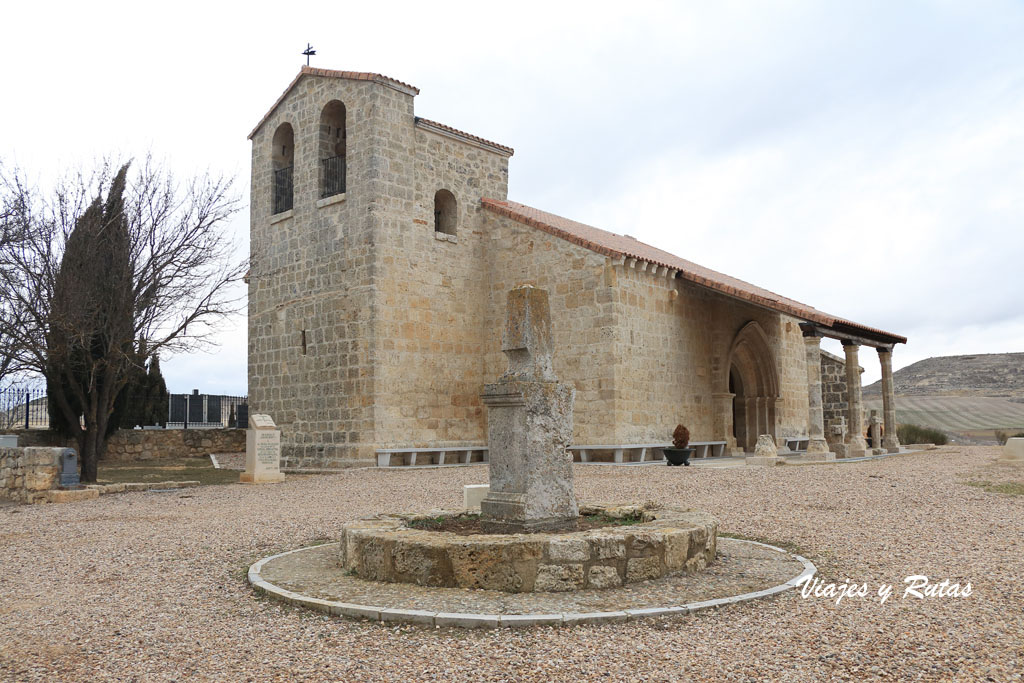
left=897, top=423, right=948, bottom=446
left=672, top=424, right=690, bottom=449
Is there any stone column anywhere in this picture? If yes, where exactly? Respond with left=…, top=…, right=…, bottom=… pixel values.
left=712, top=392, right=735, bottom=448
left=843, top=342, right=867, bottom=455
left=877, top=347, right=901, bottom=451
left=803, top=335, right=829, bottom=453
left=746, top=397, right=758, bottom=450
left=757, top=395, right=765, bottom=444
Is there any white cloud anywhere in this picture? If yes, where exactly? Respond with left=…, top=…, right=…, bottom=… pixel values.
left=3, top=1, right=1023, bottom=394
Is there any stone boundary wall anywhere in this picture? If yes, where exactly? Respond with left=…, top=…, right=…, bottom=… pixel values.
left=2, top=429, right=246, bottom=462
left=0, top=447, right=62, bottom=503
left=103, top=429, right=246, bottom=461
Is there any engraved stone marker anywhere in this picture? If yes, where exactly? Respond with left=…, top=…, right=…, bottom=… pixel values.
left=241, top=414, right=285, bottom=484
left=480, top=286, right=578, bottom=533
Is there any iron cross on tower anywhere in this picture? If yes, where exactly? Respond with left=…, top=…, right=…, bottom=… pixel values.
left=302, top=43, right=316, bottom=66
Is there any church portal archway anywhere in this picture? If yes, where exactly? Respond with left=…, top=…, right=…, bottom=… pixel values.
left=726, top=321, right=780, bottom=452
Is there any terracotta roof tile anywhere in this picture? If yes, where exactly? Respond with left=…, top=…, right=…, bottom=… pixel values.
left=415, top=117, right=514, bottom=156
left=248, top=66, right=419, bottom=140
left=481, top=198, right=906, bottom=345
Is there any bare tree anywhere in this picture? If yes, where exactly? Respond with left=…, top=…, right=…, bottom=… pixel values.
left=0, top=159, right=244, bottom=481
left=0, top=164, right=28, bottom=387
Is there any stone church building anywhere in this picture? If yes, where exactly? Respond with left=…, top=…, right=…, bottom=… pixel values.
left=247, top=66, right=906, bottom=469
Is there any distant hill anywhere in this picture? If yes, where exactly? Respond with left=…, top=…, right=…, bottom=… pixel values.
left=863, top=352, right=1024, bottom=398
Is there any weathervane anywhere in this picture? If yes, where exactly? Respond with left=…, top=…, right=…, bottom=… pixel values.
left=302, top=43, right=316, bottom=66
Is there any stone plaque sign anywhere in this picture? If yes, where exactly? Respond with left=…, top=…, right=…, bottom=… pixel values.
left=241, top=413, right=285, bottom=484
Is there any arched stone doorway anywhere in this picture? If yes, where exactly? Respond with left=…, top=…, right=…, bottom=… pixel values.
left=725, top=322, right=780, bottom=452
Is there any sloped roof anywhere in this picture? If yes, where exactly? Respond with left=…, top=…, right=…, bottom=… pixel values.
left=248, top=66, right=420, bottom=140
left=481, top=198, right=906, bottom=345
left=415, top=117, right=514, bottom=156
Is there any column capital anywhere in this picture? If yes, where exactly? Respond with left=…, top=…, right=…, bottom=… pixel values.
left=799, top=322, right=823, bottom=338
left=841, top=339, right=860, bottom=349
left=876, top=345, right=895, bottom=356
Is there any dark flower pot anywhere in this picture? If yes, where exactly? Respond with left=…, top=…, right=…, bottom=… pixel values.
left=664, top=448, right=694, bottom=466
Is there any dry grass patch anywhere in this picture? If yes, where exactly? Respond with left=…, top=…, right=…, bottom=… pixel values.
left=97, top=456, right=238, bottom=486
left=965, top=479, right=1024, bottom=496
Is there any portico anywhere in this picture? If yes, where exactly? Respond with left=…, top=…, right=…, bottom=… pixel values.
left=800, top=322, right=906, bottom=457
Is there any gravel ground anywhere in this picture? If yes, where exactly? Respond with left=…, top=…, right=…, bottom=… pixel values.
left=0, top=446, right=1021, bottom=681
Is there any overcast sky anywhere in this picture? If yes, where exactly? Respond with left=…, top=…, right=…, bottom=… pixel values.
left=2, top=1, right=1022, bottom=392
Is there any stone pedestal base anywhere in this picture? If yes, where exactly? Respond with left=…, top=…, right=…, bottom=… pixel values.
left=745, top=456, right=782, bottom=467
left=480, top=380, right=577, bottom=532
left=998, top=438, right=1024, bottom=464
left=846, top=436, right=867, bottom=459
left=807, top=439, right=830, bottom=454
left=480, top=490, right=579, bottom=533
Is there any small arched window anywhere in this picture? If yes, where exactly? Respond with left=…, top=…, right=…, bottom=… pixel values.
left=319, top=101, right=346, bottom=198
left=271, top=123, right=294, bottom=214
left=434, top=189, right=457, bottom=236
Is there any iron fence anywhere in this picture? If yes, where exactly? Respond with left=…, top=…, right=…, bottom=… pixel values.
left=166, top=391, right=248, bottom=429
left=0, top=386, right=49, bottom=430
left=273, top=166, right=294, bottom=214
left=322, top=155, right=346, bottom=197
left=0, top=386, right=248, bottom=431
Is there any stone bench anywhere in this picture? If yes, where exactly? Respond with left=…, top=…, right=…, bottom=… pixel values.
left=376, top=447, right=489, bottom=468
left=785, top=438, right=810, bottom=452
left=569, top=441, right=728, bottom=464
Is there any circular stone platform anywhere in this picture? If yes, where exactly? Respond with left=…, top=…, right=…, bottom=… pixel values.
left=339, top=504, right=717, bottom=592
left=249, top=537, right=815, bottom=628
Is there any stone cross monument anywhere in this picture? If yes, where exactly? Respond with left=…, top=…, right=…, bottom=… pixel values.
left=480, top=286, right=578, bottom=533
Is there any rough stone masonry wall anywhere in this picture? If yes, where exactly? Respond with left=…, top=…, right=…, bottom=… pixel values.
left=608, top=270, right=810, bottom=446
left=370, top=122, right=509, bottom=449
left=821, top=350, right=853, bottom=445
left=102, top=429, right=246, bottom=462
left=609, top=267, right=715, bottom=442
left=0, top=447, right=62, bottom=503
left=249, top=76, right=410, bottom=468
left=482, top=213, right=620, bottom=445
left=7, top=429, right=245, bottom=461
